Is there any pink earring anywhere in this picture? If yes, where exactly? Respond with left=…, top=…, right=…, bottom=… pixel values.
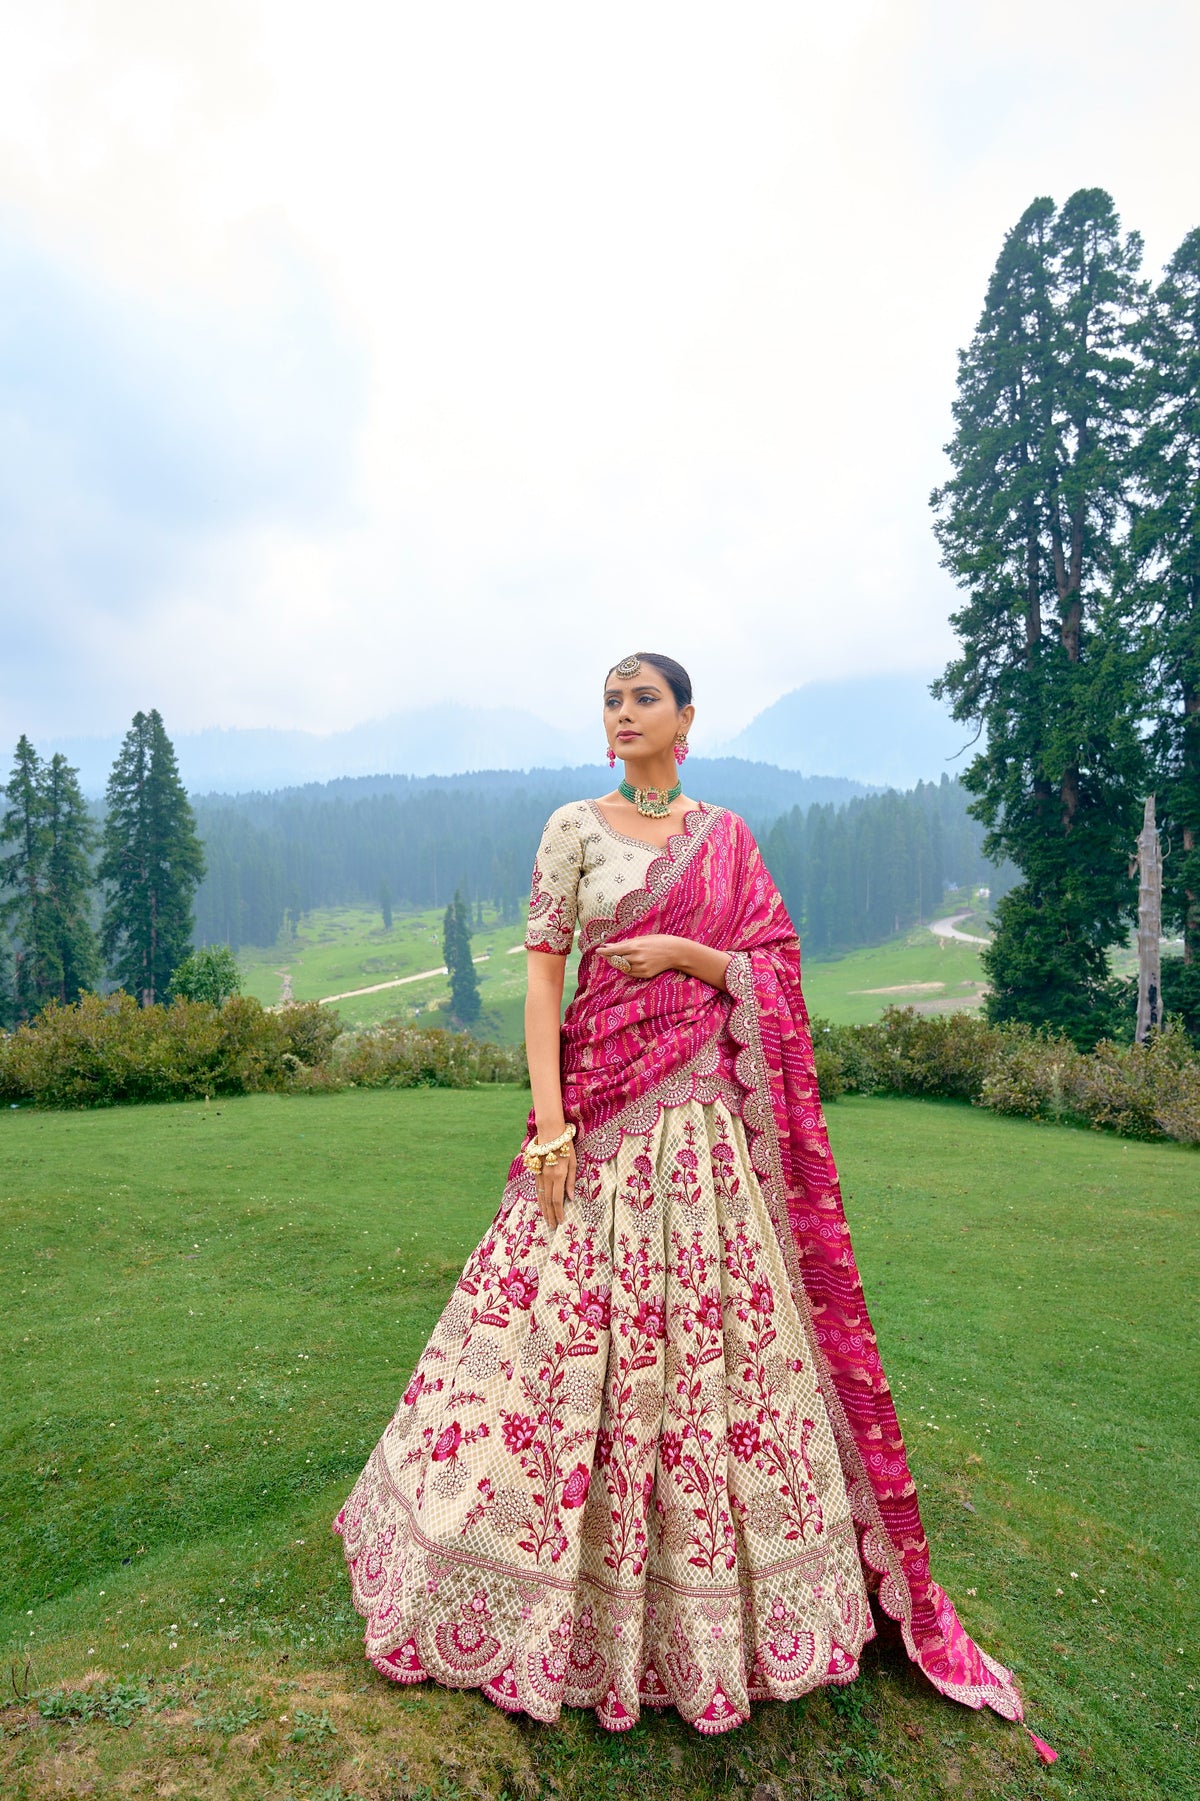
left=607, top=747, right=616, bottom=768
left=674, top=735, right=689, bottom=764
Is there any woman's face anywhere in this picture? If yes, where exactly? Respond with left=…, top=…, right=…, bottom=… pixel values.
left=603, top=664, right=694, bottom=762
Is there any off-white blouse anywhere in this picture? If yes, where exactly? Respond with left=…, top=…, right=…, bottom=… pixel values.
left=523, top=800, right=668, bottom=956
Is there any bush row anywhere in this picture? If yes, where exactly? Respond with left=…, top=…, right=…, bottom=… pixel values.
left=812, top=1006, right=1200, bottom=1145
left=0, top=992, right=527, bottom=1108
left=4, top=989, right=1194, bottom=1145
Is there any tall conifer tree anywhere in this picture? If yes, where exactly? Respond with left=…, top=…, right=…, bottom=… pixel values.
left=932, top=190, right=1147, bottom=1045
left=0, top=736, right=53, bottom=1019
left=0, top=739, right=101, bottom=1015
left=42, top=754, right=101, bottom=1003
left=1132, top=227, right=1200, bottom=1030
left=99, top=711, right=205, bottom=1005
left=442, top=889, right=480, bottom=1026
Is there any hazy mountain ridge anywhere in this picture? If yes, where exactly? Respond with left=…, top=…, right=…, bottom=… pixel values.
left=41, top=671, right=969, bottom=797
left=718, top=672, right=973, bottom=790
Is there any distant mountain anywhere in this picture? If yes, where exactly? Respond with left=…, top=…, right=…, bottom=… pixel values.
left=42, top=674, right=969, bottom=798
left=200, top=758, right=871, bottom=829
left=720, top=673, right=974, bottom=789
left=42, top=705, right=598, bottom=797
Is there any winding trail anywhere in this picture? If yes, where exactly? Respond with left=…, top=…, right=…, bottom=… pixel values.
left=312, top=945, right=525, bottom=1007
left=928, top=911, right=990, bottom=946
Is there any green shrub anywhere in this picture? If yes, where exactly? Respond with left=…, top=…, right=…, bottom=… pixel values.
left=977, top=1026, right=1081, bottom=1122
left=335, top=1021, right=527, bottom=1090
left=814, top=1007, right=1200, bottom=1146
left=278, top=1001, right=343, bottom=1068
left=0, top=991, right=346, bottom=1108
left=168, top=944, right=242, bottom=1006
left=809, top=1024, right=845, bottom=1102
left=812, top=1008, right=1002, bottom=1102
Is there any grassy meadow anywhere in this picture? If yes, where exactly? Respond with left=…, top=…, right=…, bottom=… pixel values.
left=235, top=903, right=982, bottom=1040
left=2, top=1090, right=1197, bottom=1801
left=236, top=906, right=581, bottom=1045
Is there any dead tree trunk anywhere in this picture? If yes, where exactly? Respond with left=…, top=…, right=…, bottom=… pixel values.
left=1133, top=797, right=1163, bottom=1044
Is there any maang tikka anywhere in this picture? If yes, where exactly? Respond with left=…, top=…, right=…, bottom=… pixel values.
left=613, top=654, right=641, bottom=677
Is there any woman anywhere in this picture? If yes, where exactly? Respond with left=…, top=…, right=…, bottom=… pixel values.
left=335, top=653, right=1051, bottom=1755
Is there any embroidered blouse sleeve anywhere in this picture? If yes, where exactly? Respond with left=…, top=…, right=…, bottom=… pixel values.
left=524, top=808, right=583, bottom=955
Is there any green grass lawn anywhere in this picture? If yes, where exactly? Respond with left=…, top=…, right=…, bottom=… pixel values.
left=1, top=1091, right=1196, bottom=1800
left=800, top=929, right=986, bottom=1025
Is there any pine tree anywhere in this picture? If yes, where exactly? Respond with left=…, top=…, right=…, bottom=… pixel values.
left=932, top=190, right=1147, bottom=1045
left=379, top=881, right=393, bottom=931
left=442, top=889, right=480, bottom=1026
left=41, top=754, right=101, bottom=1003
left=0, top=736, right=52, bottom=1019
left=99, top=711, right=206, bottom=1005
left=0, top=924, right=13, bottom=1029
left=0, top=740, right=101, bottom=1015
left=1132, top=227, right=1200, bottom=1035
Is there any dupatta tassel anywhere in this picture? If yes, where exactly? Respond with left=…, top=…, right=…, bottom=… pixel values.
left=1027, top=1729, right=1058, bottom=1765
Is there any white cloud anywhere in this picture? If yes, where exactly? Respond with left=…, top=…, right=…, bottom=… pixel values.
left=0, top=0, right=1196, bottom=750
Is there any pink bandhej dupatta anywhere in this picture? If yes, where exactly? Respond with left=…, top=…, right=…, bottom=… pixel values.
left=541, top=802, right=1034, bottom=1733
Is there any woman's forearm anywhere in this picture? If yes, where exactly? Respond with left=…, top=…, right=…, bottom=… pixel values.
left=525, top=954, right=568, bottom=1134
left=671, top=937, right=733, bottom=991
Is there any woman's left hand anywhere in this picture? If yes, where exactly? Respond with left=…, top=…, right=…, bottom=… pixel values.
left=596, top=934, right=685, bottom=979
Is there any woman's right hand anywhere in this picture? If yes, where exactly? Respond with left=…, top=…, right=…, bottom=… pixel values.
left=533, top=1131, right=576, bottom=1232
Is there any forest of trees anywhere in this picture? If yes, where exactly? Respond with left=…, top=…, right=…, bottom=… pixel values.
left=933, top=188, right=1198, bottom=1045
left=761, top=779, right=1008, bottom=955
left=190, top=767, right=1003, bottom=955
left=0, top=713, right=205, bottom=1024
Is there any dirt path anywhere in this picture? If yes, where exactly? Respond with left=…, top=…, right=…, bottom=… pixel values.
left=929, top=911, right=990, bottom=946
left=316, top=948, right=523, bottom=1007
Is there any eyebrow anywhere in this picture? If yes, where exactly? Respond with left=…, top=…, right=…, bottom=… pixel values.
left=604, top=683, right=663, bottom=695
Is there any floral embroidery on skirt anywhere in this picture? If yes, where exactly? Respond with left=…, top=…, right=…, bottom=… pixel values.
left=335, top=1096, right=872, bottom=1735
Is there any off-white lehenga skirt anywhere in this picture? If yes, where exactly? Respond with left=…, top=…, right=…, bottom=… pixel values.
left=334, top=1095, right=872, bottom=1735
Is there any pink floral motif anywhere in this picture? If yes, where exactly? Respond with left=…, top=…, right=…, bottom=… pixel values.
left=500, top=1267, right=539, bottom=1309
left=727, top=1419, right=761, bottom=1463
left=574, top=1286, right=612, bottom=1329
left=525, top=854, right=573, bottom=953
left=664, top=1226, right=738, bottom=1574
left=695, top=1293, right=722, bottom=1332
left=659, top=1431, right=683, bottom=1470
left=501, top=1218, right=614, bottom=1564
left=501, top=1412, right=537, bottom=1453
left=561, top=1463, right=591, bottom=1508
left=622, top=1147, right=657, bottom=1213
left=432, top=1421, right=462, bottom=1461
left=747, top=1279, right=773, bottom=1317
left=670, top=1119, right=704, bottom=1208
left=722, top=1217, right=823, bottom=1543
left=461, top=1476, right=494, bottom=1535
left=593, top=1227, right=667, bottom=1579
left=632, top=1295, right=666, bottom=1341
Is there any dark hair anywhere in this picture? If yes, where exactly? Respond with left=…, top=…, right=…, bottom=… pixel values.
left=606, top=652, right=692, bottom=710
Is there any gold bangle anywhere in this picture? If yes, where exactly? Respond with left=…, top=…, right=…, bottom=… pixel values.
left=522, top=1122, right=576, bottom=1172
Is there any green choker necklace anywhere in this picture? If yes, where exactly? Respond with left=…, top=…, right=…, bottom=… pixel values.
left=618, top=776, right=682, bottom=819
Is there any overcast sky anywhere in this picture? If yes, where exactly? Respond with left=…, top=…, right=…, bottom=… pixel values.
left=1, top=0, right=1197, bottom=755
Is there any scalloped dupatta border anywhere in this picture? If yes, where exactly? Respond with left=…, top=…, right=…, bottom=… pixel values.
left=722, top=949, right=1051, bottom=1746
